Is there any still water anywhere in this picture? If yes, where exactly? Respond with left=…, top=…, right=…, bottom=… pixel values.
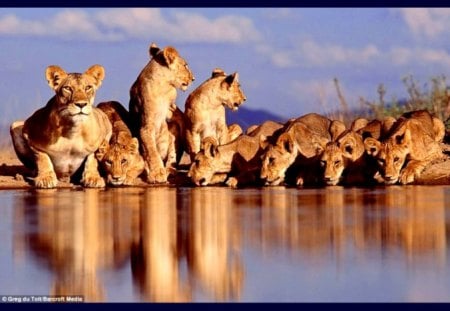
left=1, top=185, right=450, bottom=302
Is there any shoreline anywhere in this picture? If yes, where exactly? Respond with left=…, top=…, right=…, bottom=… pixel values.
left=2, top=143, right=450, bottom=190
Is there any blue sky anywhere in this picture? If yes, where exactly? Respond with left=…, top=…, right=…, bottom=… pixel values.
left=1, top=8, right=450, bottom=126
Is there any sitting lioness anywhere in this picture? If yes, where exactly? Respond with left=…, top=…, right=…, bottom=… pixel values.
left=364, top=110, right=445, bottom=185
left=185, top=68, right=247, bottom=161
left=10, top=65, right=112, bottom=188
left=129, top=43, right=195, bottom=183
left=188, top=121, right=284, bottom=187
left=95, top=101, right=145, bottom=186
left=260, top=113, right=346, bottom=186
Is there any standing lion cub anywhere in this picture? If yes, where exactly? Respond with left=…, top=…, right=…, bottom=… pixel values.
left=185, top=68, right=247, bottom=161
left=10, top=65, right=112, bottom=188
left=129, top=43, right=195, bottom=184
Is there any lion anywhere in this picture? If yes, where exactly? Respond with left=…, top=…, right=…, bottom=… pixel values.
left=129, top=43, right=194, bottom=183
left=363, top=110, right=445, bottom=185
left=10, top=65, right=112, bottom=188
left=319, top=117, right=395, bottom=186
left=95, top=101, right=145, bottom=186
left=260, top=113, right=346, bottom=186
left=185, top=68, right=247, bottom=161
left=188, top=120, right=283, bottom=187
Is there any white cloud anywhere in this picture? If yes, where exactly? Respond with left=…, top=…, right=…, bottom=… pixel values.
left=0, top=8, right=262, bottom=44
left=265, top=39, right=380, bottom=68
left=389, top=46, right=450, bottom=68
left=396, top=8, right=450, bottom=39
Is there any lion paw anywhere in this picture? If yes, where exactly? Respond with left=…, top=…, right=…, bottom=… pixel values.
left=34, top=173, right=58, bottom=189
left=147, top=168, right=168, bottom=184
left=226, top=177, right=238, bottom=188
left=123, top=176, right=137, bottom=186
left=399, top=167, right=417, bottom=185
left=82, top=174, right=106, bottom=188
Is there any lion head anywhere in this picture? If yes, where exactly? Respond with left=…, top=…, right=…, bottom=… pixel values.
left=46, top=64, right=105, bottom=124
left=97, top=136, right=145, bottom=186
left=187, top=137, right=220, bottom=186
left=149, top=43, right=194, bottom=91
left=320, top=130, right=366, bottom=186
left=214, top=69, right=246, bottom=111
left=260, top=133, right=297, bottom=186
left=320, top=142, right=345, bottom=186
left=364, top=135, right=409, bottom=185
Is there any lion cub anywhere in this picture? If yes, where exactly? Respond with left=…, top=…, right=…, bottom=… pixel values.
left=364, top=110, right=445, bottom=184
left=10, top=65, right=112, bottom=188
left=188, top=121, right=283, bottom=187
left=319, top=117, right=395, bottom=186
left=185, top=68, right=247, bottom=161
left=129, top=43, right=195, bottom=184
left=95, top=101, right=145, bottom=186
left=260, top=113, right=346, bottom=186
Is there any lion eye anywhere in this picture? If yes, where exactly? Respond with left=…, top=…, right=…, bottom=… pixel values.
left=393, top=156, right=400, bottom=162
left=62, top=86, right=72, bottom=93
left=85, top=85, right=93, bottom=92
left=268, top=157, right=275, bottom=164
left=105, top=160, right=112, bottom=166
left=121, top=159, right=127, bottom=165
left=334, top=160, right=341, bottom=166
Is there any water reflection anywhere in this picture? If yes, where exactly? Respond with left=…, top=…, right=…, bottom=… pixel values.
left=187, top=188, right=244, bottom=301
left=10, top=185, right=450, bottom=302
left=131, top=188, right=190, bottom=302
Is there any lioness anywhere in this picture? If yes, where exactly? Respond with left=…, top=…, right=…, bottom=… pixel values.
left=188, top=121, right=284, bottom=187
left=129, top=43, right=194, bottom=183
left=364, top=110, right=445, bottom=184
left=10, top=65, right=112, bottom=188
left=95, top=101, right=145, bottom=186
left=185, top=68, right=247, bottom=161
left=260, top=113, right=346, bottom=186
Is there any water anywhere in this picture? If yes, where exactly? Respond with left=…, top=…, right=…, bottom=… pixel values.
left=1, top=185, right=450, bottom=302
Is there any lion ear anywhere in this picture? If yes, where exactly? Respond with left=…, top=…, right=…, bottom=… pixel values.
left=330, top=120, right=346, bottom=141
left=130, top=137, right=140, bottom=154
left=201, top=137, right=219, bottom=158
left=278, top=133, right=294, bottom=154
left=364, top=137, right=381, bottom=156
left=221, top=72, right=238, bottom=89
left=149, top=43, right=160, bottom=58
left=259, top=134, right=269, bottom=149
left=162, top=46, right=179, bottom=66
left=46, top=65, right=67, bottom=90
left=85, top=65, right=105, bottom=88
left=211, top=68, right=226, bottom=78
left=395, top=128, right=411, bottom=146
left=341, top=136, right=356, bottom=158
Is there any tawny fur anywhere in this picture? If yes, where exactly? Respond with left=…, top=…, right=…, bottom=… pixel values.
left=188, top=120, right=283, bottom=187
left=129, top=43, right=194, bottom=184
left=364, top=110, right=445, bottom=185
left=185, top=68, right=246, bottom=161
left=260, top=113, right=346, bottom=186
left=10, top=65, right=112, bottom=188
left=96, top=101, right=145, bottom=186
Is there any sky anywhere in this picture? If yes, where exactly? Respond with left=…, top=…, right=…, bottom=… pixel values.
left=1, top=7, right=450, bottom=127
